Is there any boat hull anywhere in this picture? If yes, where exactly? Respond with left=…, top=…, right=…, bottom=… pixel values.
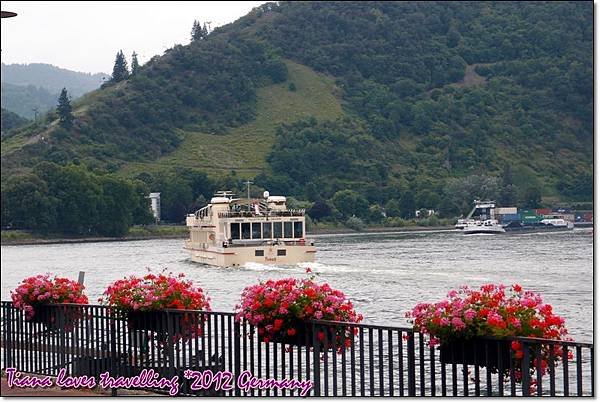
left=185, top=244, right=316, bottom=267
left=503, top=225, right=573, bottom=233
left=462, top=227, right=505, bottom=235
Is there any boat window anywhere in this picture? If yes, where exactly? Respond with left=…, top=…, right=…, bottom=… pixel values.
left=273, top=222, right=282, bottom=238
left=294, top=222, right=303, bottom=238
left=241, top=223, right=251, bottom=239
left=255, top=250, right=264, bottom=256
left=252, top=223, right=261, bottom=239
left=262, top=222, right=272, bottom=239
left=230, top=223, right=240, bottom=240
left=277, top=249, right=286, bottom=256
left=284, top=222, right=293, bottom=238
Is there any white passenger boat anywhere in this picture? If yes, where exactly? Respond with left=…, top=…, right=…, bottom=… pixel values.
left=185, top=191, right=316, bottom=267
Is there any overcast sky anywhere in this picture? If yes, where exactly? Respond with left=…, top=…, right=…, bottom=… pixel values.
left=1, top=1, right=267, bottom=74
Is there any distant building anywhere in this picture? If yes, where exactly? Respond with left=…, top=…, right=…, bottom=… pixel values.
left=415, top=209, right=436, bottom=218
left=148, top=192, right=161, bottom=223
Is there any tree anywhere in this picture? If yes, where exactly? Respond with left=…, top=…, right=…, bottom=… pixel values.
left=331, top=189, right=368, bottom=219
left=498, top=163, right=518, bottom=206
left=384, top=199, right=401, bottom=217
left=56, top=88, right=73, bottom=128
left=307, top=200, right=332, bottom=221
left=131, top=51, right=140, bottom=76
left=1, top=174, right=57, bottom=231
left=367, top=204, right=384, bottom=223
left=111, top=50, right=129, bottom=82
left=521, top=186, right=542, bottom=209
left=96, top=176, right=137, bottom=236
left=191, top=20, right=208, bottom=41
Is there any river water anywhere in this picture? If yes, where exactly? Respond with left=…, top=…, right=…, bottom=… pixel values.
left=1, top=229, right=593, bottom=342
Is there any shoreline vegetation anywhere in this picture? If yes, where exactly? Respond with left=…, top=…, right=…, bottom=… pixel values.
left=1, top=224, right=457, bottom=246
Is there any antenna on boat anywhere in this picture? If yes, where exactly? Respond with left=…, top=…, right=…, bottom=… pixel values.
left=244, top=180, right=253, bottom=210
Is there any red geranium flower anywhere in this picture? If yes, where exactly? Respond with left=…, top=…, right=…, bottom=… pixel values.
left=235, top=273, right=363, bottom=351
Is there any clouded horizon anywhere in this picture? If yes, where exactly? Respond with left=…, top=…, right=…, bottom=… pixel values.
left=1, top=1, right=266, bottom=74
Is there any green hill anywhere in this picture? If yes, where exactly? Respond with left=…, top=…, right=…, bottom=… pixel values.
left=1, top=63, right=107, bottom=119
left=1, top=108, right=30, bottom=136
left=120, top=60, right=343, bottom=178
left=1, top=1, right=592, bottom=233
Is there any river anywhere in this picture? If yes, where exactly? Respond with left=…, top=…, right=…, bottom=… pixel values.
left=1, top=228, right=593, bottom=342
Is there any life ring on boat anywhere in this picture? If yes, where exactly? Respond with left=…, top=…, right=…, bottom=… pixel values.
left=298, top=238, right=305, bottom=245
left=209, top=233, right=215, bottom=241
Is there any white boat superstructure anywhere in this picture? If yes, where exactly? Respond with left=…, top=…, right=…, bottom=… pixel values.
left=460, top=200, right=505, bottom=234
left=540, top=218, right=574, bottom=229
left=462, top=219, right=506, bottom=234
left=455, top=218, right=468, bottom=230
left=185, top=191, right=316, bottom=267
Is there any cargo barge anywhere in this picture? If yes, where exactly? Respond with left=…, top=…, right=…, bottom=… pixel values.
left=457, top=201, right=576, bottom=234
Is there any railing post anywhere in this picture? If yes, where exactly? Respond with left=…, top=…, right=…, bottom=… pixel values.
left=4, top=303, right=14, bottom=369
left=233, top=321, right=242, bottom=396
left=109, top=308, right=118, bottom=396
left=312, top=322, right=321, bottom=396
left=58, top=306, right=67, bottom=372
left=407, top=332, right=416, bottom=397
left=166, top=311, right=176, bottom=386
left=521, top=340, right=530, bottom=396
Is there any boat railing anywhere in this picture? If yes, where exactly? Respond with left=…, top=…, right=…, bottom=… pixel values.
left=218, top=209, right=305, bottom=219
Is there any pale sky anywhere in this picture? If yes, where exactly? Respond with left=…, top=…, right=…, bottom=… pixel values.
left=1, top=1, right=267, bottom=74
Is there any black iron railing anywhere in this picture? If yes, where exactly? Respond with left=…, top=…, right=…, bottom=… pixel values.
left=0, top=302, right=593, bottom=396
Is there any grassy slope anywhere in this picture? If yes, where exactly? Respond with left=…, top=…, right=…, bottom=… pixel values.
left=119, top=60, right=343, bottom=179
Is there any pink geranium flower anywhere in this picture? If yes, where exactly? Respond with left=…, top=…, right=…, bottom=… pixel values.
left=406, top=284, right=571, bottom=385
left=11, top=274, right=89, bottom=320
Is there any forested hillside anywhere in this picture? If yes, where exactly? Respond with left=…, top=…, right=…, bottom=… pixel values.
left=1, top=108, right=29, bottom=136
left=1, top=1, right=592, bottom=234
left=1, top=63, right=107, bottom=119
left=1, top=82, right=57, bottom=119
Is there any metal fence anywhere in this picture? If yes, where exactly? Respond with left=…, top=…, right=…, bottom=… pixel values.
left=0, top=302, right=593, bottom=397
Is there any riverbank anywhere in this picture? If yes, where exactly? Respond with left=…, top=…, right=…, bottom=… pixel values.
left=1, top=225, right=456, bottom=246
left=0, top=225, right=188, bottom=246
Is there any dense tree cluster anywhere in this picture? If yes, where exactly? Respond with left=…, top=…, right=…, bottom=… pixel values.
left=1, top=163, right=153, bottom=236
left=191, top=20, right=209, bottom=41
left=1, top=108, right=29, bottom=136
left=260, top=118, right=548, bottom=222
left=251, top=1, right=591, bottom=201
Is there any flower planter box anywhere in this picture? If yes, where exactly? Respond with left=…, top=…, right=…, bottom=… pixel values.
left=439, top=338, right=512, bottom=368
left=27, top=305, right=82, bottom=332
left=127, top=311, right=204, bottom=340
left=269, top=321, right=337, bottom=348
left=27, top=305, right=54, bottom=325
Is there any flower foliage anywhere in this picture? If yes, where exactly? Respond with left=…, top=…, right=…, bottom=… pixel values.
left=100, top=270, right=210, bottom=312
left=407, top=284, right=572, bottom=383
left=11, top=274, right=89, bottom=320
left=235, top=269, right=363, bottom=346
